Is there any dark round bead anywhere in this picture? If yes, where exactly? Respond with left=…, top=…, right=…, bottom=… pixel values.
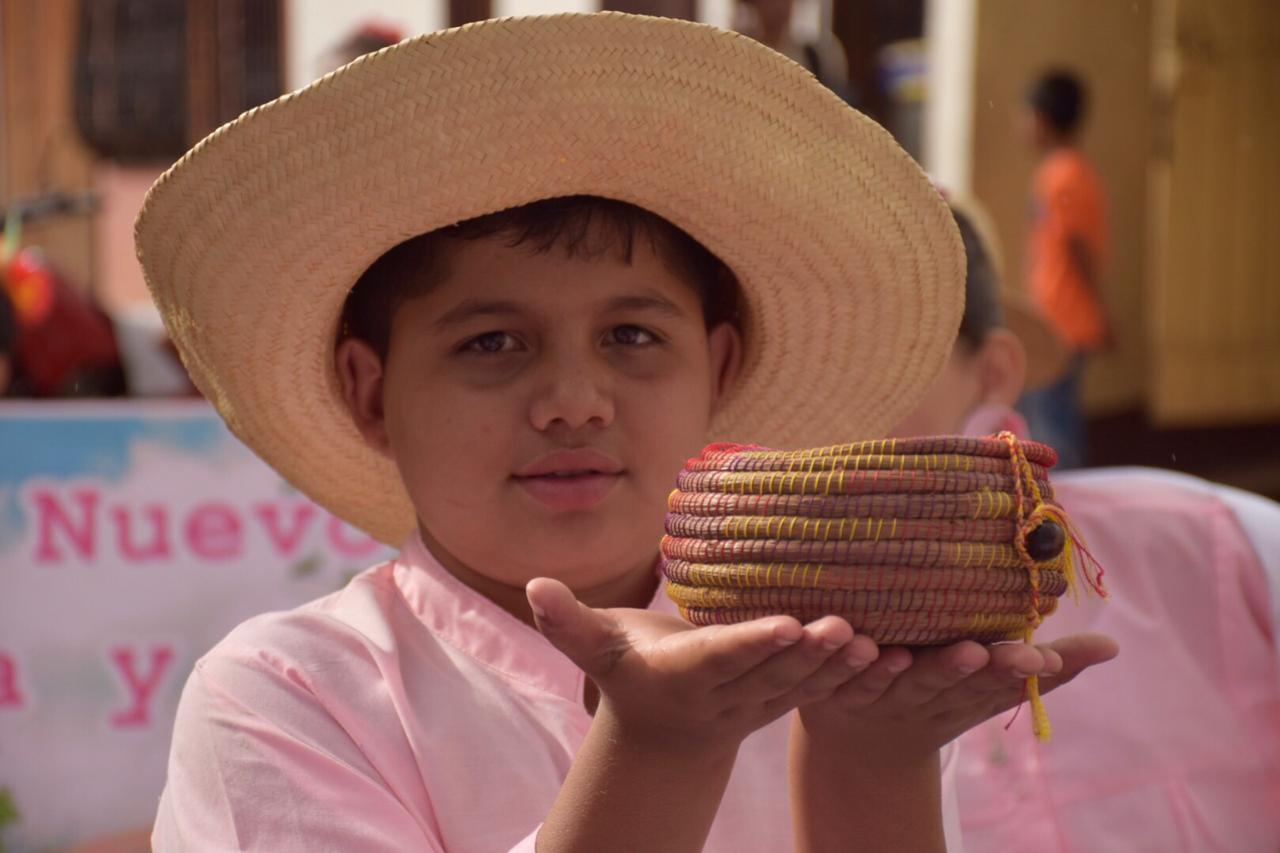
left=1025, top=521, right=1066, bottom=562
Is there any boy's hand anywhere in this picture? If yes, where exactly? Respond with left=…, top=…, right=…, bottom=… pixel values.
left=526, top=577, right=879, bottom=756
left=787, top=633, right=1117, bottom=853
left=797, top=632, right=1119, bottom=760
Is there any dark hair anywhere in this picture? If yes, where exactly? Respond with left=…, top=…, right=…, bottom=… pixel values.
left=341, top=196, right=740, bottom=357
left=0, top=286, right=16, bottom=357
left=951, top=206, right=1003, bottom=351
left=1027, top=70, right=1087, bottom=136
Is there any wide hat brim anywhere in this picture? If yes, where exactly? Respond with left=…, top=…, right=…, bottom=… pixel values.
left=135, top=12, right=964, bottom=545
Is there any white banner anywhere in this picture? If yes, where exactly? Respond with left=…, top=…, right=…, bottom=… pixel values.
left=0, top=401, right=393, bottom=850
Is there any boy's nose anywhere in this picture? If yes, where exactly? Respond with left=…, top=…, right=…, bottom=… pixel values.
left=528, top=361, right=615, bottom=433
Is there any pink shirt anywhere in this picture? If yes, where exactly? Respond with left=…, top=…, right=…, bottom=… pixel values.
left=153, top=534, right=965, bottom=851
left=956, top=467, right=1280, bottom=852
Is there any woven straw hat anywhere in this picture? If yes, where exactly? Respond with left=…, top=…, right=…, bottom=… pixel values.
left=135, top=12, right=964, bottom=545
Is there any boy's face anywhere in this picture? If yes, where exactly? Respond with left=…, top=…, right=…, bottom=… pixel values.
left=346, top=234, right=738, bottom=593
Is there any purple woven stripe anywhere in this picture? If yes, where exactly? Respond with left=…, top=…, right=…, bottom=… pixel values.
left=663, top=514, right=1018, bottom=544
left=674, top=469, right=1056, bottom=498
left=667, top=583, right=1051, bottom=616
left=660, top=559, right=1069, bottom=595
left=677, top=606, right=1035, bottom=646
left=661, top=535, right=1036, bottom=570
left=696, top=436, right=1058, bottom=467
left=666, top=491, right=1022, bottom=520
left=685, top=453, right=1050, bottom=479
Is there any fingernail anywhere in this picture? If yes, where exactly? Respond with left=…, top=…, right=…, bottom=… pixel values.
left=957, top=664, right=980, bottom=676
left=775, top=632, right=801, bottom=648
left=886, top=659, right=910, bottom=674
left=1014, top=668, right=1037, bottom=678
left=529, top=603, right=549, bottom=623
left=821, top=636, right=844, bottom=651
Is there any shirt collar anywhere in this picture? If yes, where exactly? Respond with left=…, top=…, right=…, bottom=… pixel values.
left=392, top=532, right=670, bottom=702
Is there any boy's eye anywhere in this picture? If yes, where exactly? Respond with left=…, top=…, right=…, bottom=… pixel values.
left=463, top=331, right=519, bottom=354
left=607, top=324, right=657, bottom=346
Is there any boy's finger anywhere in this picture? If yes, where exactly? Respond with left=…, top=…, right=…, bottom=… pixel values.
left=690, top=616, right=806, bottom=685
left=924, top=633, right=1114, bottom=713
left=761, top=635, right=881, bottom=713
left=876, top=641, right=991, bottom=708
left=526, top=577, right=630, bottom=680
left=713, top=617, right=861, bottom=703
left=1033, top=633, right=1119, bottom=696
left=828, top=646, right=914, bottom=710
left=917, top=642, right=1047, bottom=707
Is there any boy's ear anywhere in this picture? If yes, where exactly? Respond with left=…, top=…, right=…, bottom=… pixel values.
left=335, top=337, right=392, bottom=456
left=976, top=328, right=1028, bottom=407
left=707, top=322, right=743, bottom=404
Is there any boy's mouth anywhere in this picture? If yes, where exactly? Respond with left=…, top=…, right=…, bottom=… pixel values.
left=513, top=449, right=625, bottom=511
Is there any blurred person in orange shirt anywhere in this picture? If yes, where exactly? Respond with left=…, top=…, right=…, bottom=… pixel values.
left=1019, top=69, right=1110, bottom=469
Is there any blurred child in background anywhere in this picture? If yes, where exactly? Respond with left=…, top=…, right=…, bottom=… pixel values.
left=1019, top=69, right=1110, bottom=469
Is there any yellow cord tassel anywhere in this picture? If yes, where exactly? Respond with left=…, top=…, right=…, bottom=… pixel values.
left=997, top=432, right=1108, bottom=742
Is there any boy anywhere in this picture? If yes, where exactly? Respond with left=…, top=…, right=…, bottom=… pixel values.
left=1020, top=69, right=1110, bottom=469
left=896, top=201, right=1280, bottom=852
left=136, top=15, right=1114, bottom=851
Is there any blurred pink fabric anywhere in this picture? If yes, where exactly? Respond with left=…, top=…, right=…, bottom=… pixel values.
left=152, top=534, right=965, bottom=851
left=956, top=411, right=1280, bottom=852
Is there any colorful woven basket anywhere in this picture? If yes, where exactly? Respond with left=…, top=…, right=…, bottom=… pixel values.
left=660, top=432, right=1107, bottom=739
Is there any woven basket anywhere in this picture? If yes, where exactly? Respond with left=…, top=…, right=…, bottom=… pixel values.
left=661, top=433, right=1108, bottom=739
left=661, top=433, right=1111, bottom=739
left=662, top=434, right=1083, bottom=641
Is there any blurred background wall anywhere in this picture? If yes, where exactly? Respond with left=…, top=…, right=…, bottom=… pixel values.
left=3, top=0, right=1277, bottom=483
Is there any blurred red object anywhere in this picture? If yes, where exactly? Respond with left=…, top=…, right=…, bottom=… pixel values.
left=2, top=248, right=123, bottom=396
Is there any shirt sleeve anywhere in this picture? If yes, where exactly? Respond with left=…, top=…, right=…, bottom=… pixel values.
left=152, top=649, right=542, bottom=853
left=151, top=658, right=444, bottom=852
left=1207, top=483, right=1280, bottom=657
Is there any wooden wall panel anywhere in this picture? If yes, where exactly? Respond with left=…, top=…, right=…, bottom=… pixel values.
left=1149, top=0, right=1280, bottom=424
left=1, top=0, right=97, bottom=294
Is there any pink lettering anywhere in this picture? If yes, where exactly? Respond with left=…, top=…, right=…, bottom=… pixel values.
left=108, top=645, right=175, bottom=728
left=33, top=488, right=98, bottom=561
left=185, top=503, right=243, bottom=559
left=254, top=502, right=317, bottom=556
left=326, top=516, right=380, bottom=558
left=110, top=506, right=172, bottom=560
left=0, top=653, right=25, bottom=708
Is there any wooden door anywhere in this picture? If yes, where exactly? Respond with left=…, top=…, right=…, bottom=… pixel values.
left=1147, top=0, right=1280, bottom=424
